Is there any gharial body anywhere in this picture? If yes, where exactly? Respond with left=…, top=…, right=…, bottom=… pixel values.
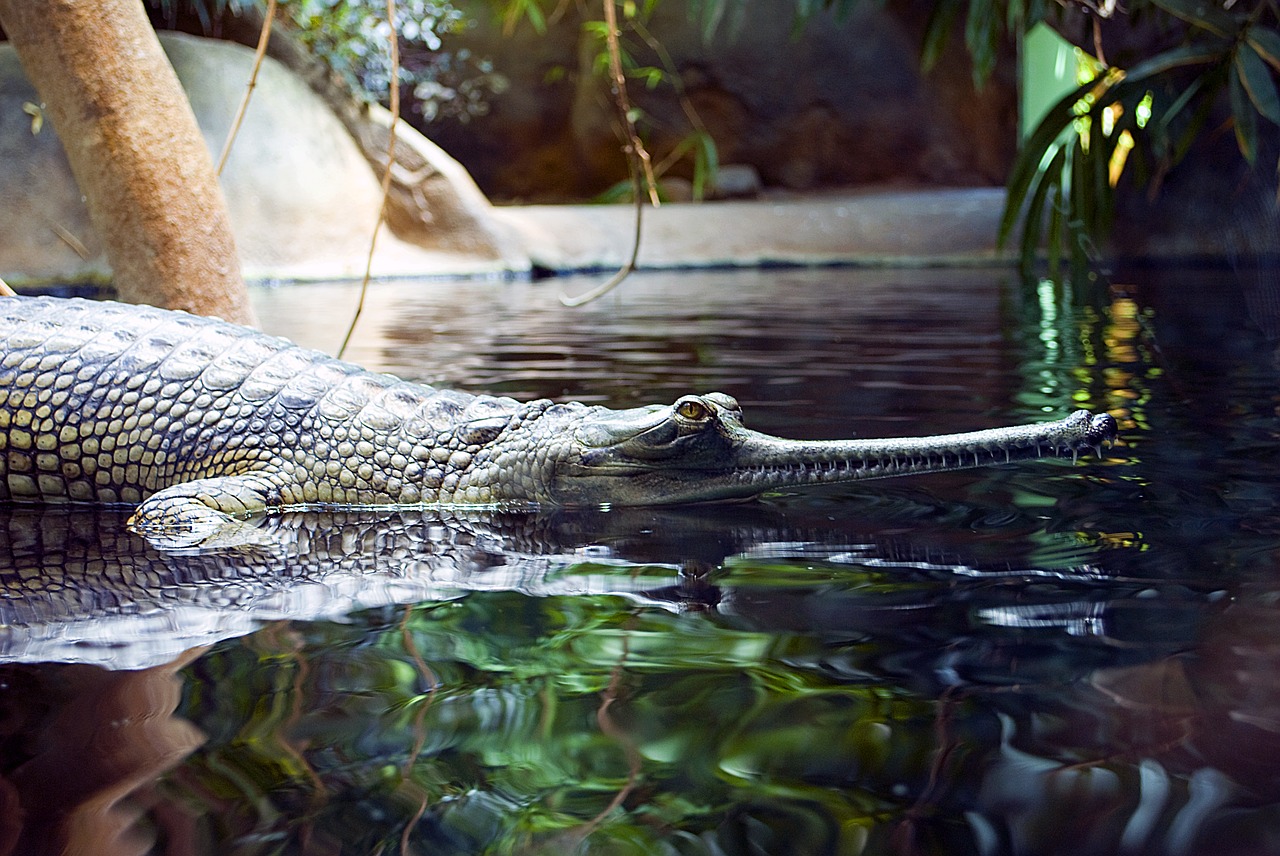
left=0, top=297, right=1118, bottom=547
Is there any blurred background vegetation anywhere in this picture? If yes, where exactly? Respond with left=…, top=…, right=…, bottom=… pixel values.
left=149, top=0, right=1280, bottom=273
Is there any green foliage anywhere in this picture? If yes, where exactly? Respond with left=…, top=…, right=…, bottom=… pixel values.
left=1004, top=4, right=1279, bottom=272
left=655, top=0, right=1280, bottom=269
left=278, top=0, right=468, bottom=101
left=151, top=0, right=504, bottom=121
left=280, top=0, right=513, bottom=122
left=151, top=0, right=251, bottom=30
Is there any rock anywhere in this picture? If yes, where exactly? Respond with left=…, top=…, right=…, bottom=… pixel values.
left=350, top=103, right=525, bottom=261
left=0, top=45, right=109, bottom=284
left=492, top=188, right=1009, bottom=272
left=425, top=0, right=1017, bottom=201
left=0, top=32, right=527, bottom=286
left=712, top=164, right=762, bottom=199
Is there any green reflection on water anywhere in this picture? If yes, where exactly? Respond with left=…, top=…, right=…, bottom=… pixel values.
left=171, top=579, right=946, bottom=855
left=1011, top=278, right=1156, bottom=433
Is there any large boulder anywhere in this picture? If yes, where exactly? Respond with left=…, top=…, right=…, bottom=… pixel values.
left=0, top=32, right=527, bottom=286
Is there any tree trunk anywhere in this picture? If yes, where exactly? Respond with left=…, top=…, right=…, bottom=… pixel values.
left=0, top=0, right=255, bottom=325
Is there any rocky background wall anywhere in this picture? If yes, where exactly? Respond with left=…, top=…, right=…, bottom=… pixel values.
left=421, top=0, right=1018, bottom=202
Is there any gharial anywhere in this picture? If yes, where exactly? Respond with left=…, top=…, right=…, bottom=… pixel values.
left=0, top=297, right=1118, bottom=548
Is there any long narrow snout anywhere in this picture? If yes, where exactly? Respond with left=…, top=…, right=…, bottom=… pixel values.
left=556, top=403, right=1118, bottom=505
left=721, top=409, right=1118, bottom=493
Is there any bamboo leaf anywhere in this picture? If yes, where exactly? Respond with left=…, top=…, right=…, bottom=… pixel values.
left=790, top=0, right=821, bottom=37
left=1247, top=26, right=1280, bottom=72
left=1229, top=64, right=1259, bottom=163
left=1235, top=44, right=1280, bottom=125
left=1001, top=13, right=1228, bottom=266
left=964, top=0, right=999, bottom=86
left=1006, top=0, right=1023, bottom=34
left=825, top=0, right=865, bottom=22
left=1090, top=112, right=1122, bottom=236
left=1172, top=75, right=1221, bottom=162
left=1069, top=131, right=1090, bottom=240
left=594, top=178, right=638, bottom=203
left=1091, top=120, right=1109, bottom=232
left=522, top=0, right=547, bottom=34
left=1017, top=147, right=1066, bottom=272
left=635, top=66, right=666, bottom=88
left=1124, top=42, right=1224, bottom=82
left=1147, top=0, right=1239, bottom=39
left=1068, top=138, right=1095, bottom=274
left=1000, top=79, right=1100, bottom=248
left=689, top=0, right=727, bottom=42
left=1152, top=72, right=1207, bottom=144
left=1072, top=124, right=1105, bottom=238
left=920, top=1, right=962, bottom=72
left=696, top=131, right=719, bottom=198
left=1018, top=175, right=1047, bottom=272
left=1047, top=170, right=1065, bottom=277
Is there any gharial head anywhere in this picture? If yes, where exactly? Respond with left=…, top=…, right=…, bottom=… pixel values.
left=517, top=391, right=1118, bottom=507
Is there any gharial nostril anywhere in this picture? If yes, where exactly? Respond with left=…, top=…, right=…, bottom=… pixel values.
left=1088, top=413, right=1119, bottom=445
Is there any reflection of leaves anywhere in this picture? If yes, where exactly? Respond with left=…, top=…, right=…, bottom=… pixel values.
left=171, top=559, right=948, bottom=853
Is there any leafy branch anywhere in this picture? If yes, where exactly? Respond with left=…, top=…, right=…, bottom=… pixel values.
left=561, top=0, right=658, bottom=307
left=686, top=0, right=1280, bottom=272
left=988, top=0, right=1280, bottom=273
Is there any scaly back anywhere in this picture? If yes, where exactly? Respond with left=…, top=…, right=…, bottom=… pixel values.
left=0, top=297, right=519, bottom=505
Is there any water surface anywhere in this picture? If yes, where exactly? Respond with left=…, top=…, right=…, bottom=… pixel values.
left=1, top=267, right=1277, bottom=855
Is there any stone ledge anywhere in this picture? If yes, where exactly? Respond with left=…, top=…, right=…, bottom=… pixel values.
left=493, top=188, right=1010, bottom=274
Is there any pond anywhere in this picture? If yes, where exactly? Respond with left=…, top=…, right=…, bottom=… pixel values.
left=1, top=266, right=1278, bottom=855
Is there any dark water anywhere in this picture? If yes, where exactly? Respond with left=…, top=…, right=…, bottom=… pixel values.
left=1, top=268, right=1279, bottom=855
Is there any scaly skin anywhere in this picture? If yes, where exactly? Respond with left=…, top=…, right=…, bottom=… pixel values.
left=0, top=297, right=1117, bottom=547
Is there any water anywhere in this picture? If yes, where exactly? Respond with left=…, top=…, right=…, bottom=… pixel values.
left=1, top=267, right=1278, bottom=855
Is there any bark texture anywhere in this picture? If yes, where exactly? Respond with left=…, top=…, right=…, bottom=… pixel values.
left=0, top=0, right=255, bottom=324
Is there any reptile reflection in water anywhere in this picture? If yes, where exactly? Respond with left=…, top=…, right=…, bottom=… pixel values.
left=0, top=506, right=709, bottom=669
left=0, top=504, right=1263, bottom=856
left=0, top=502, right=1177, bottom=672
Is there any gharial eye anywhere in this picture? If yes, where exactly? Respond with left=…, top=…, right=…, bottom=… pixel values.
left=675, top=398, right=711, bottom=422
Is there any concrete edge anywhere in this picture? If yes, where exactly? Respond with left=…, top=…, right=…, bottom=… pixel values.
left=3, top=187, right=1017, bottom=286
